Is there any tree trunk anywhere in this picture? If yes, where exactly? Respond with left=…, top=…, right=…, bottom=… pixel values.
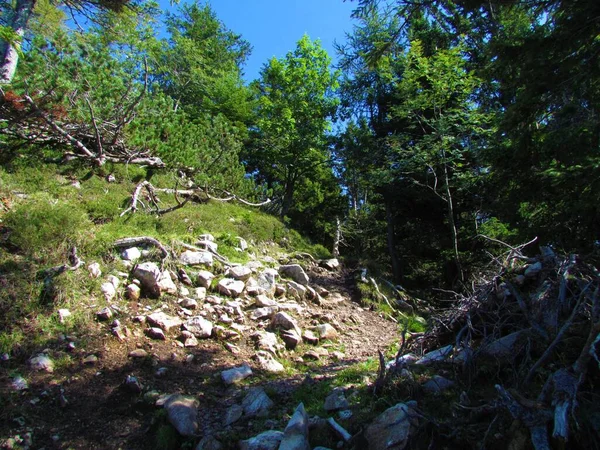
left=332, top=217, right=341, bottom=258
left=384, top=194, right=403, bottom=283
left=0, top=0, right=36, bottom=84
left=280, top=175, right=296, bottom=218
left=442, top=159, right=463, bottom=281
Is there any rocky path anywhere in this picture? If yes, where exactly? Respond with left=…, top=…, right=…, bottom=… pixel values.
left=1, top=251, right=398, bottom=450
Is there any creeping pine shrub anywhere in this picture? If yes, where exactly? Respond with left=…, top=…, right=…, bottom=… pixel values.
left=4, top=194, right=93, bottom=259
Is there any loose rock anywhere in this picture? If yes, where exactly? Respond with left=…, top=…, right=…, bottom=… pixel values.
left=179, top=250, right=213, bottom=267
left=241, top=387, right=274, bottom=418
left=147, top=312, right=183, bottom=332
left=254, top=350, right=285, bottom=373
left=280, top=402, right=310, bottom=450
left=164, top=394, right=199, bottom=437
left=365, top=402, right=418, bottom=450
left=217, top=278, right=245, bottom=297
left=221, top=364, right=253, bottom=385
left=239, top=430, right=284, bottom=450
left=184, top=316, right=213, bottom=338
left=279, top=264, right=310, bottom=286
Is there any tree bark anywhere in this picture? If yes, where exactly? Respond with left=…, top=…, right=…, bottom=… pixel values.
left=0, top=0, right=36, bottom=84
left=384, top=194, right=403, bottom=283
left=442, top=157, right=463, bottom=281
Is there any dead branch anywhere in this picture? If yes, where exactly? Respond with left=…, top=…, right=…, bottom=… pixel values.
left=42, top=246, right=84, bottom=277
left=495, top=385, right=552, bottom=450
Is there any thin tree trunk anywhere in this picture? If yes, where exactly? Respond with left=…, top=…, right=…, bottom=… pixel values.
left=384, top=194, right=402, bottom=283
left=0, top=0, right=36, bottom=84
left=442, top=159, right=463, bottom=281
left=332, top=217, right=341, bottom=258
left=280, top=175, right=296, bottom=218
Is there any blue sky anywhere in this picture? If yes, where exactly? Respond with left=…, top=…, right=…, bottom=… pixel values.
left=158, top=0, right=358, bottom=82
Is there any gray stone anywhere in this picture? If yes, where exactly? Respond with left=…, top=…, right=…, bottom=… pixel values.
left=194, top=287, right=207, bottom=300
left=132, top=262, right=161, bottom=297
left=157, top=270, right=177, bottom=295
left=254, top=350, right=284, bottom=373
left=164, top=394, right=199, bottom=437
left=255, top=294, right=278, bottom=307
left=88, top=262, right=101, bottom=278
left=221, top=364, right=253, bottom=385
left=11, top=376, right=28, bottom=391
left=197, top=270, right=215, bottom=289
left=147, top=312, right=183, bottom=332
left=237, top=237, right=248, bottom=251
left=286, top=280, right=307, bottom=299
left=239, top=430, right=284, bottom=450
left=97, top=307, right=113, bottom=321
left=324, top=388, right=349, bottom=412
left=316, top=323, right=338, bottom=340
left=224, top=404, right=243, bottom=426
left=226, top=265, right=253, bottom=281
left=184, top=316, right=213, bottom=338
left=195, top=435, right=223, bottom=450
left=58, top=308, right=71, bottom=323
left=365, top=402, right=418, bottom=450
left=281, top=329, right=302, bottom=350
left=199, top=233, right=215, bottom=242
left=321, top=258, right=340, bottom=271
left=251, top=331, right=281, bottom=355
left=257, top=269, right=279, bottom=293
left=179, top=250, right=213, bottom=267
left=304, top=348, right=329, bottom=360
left=280, top=402, right=310, bottom=450
left=271, top=312, right=302, bottom=336
left=250, top=306, right=278, bottom=321
left=126, top=284, right=141, bottom=301
left=198, top=239, right=218, bottom=253
left=128, top=349, right=148, bottom=358
left=422, top=375, right=454, bottom=395
left=125, top=374, right=143, bottom=393
left=480, top=330, right=529, bottom=359
left=302, top=330, right=319, bottom=345
left=179, top=297, right=198, bottom=309
left=146, top=327, right=166, bottom=340
left=121, top=247, right=141, bottom=261
left=279, top=264, right=310, bottom=286
left=241, top=387, right=274, bottom=418
left=217, top=278, right=245, bottom=297
left=415, top=345, right=453, bottom=365
left=100, top=282, right=116, bottom=301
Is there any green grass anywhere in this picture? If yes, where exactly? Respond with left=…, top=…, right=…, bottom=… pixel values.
left=0, top=162, right=330, bottom=357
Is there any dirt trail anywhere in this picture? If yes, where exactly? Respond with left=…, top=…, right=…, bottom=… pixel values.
left=1, top=267, right=398, bottom=449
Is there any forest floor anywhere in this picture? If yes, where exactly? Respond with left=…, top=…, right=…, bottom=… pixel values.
left=0, top=266, right=399, bottom=450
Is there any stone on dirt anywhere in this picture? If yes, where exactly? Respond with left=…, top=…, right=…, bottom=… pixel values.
left=224, top=404, right=243, bottom=426
left=147, top=312, right=183, bottom=332
left=271, top=312, right=302, bottom=336
left=324, top=388, right=349, bottom=412
left=415, top=345, right=453, bottom=365
left=316, top=323, right=338, bottom=340
left=241, top=387, right=274, bottom=418
left=239, top=430, right=284, bottom=450
left=281, top=329, right=302, bottom=350
left=422, top=375, right=455, bottom=395
left=196, top=435, right=223, bottom=450
left=279, top=402, right=310, bottom=450
left=226, top=265, right=253, bottom=281
left=217, top=278, right=245, bottom=297
left=254, top=350, right=285, bottom=373
left=197, top=270, right=215, bottom=289
left=184, top=316, right=213, bottom=338
left=164, top=394, right=199, bottom=437
left=96, top=307, right=113, bottom=321
left=29, top=353, right=54, bottom=373
left=132, top=262, right=161, bottom=297
left=100, top=282, right=116, bottom=301
left=221, top=364, right=253, bottom=385
left=279, top=264, right=310, bottom=286
left=179, top=250, right=213, bottom=267
left=365, top=402, right=418, bottom=450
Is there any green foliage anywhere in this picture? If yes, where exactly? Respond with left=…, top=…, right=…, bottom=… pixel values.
left=4, top=193, right=93, bottom=258
left=248, top=34, right=342, bottom=230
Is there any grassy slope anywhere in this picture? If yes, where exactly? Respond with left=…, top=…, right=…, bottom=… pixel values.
left=0, top=161, right=330, bottom=356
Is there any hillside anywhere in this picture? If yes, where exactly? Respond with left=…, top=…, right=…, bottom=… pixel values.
left=0, top=164, right=407, bottom=449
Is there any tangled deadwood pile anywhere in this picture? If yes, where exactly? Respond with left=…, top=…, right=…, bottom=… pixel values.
left=380, top=244, right=600, bottom=449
